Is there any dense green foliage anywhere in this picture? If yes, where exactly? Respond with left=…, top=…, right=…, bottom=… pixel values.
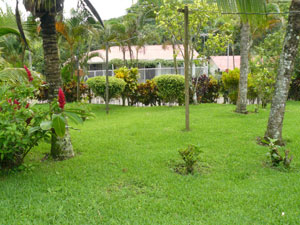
left=0, top=84, right=46, bottom=169
left=87, top=76, right=126, bottom=102
left=1, top=103, right=300, bottom=223
left=63, top=80, right=89, bottom=102
left=192, top=75, right=220, bottom=103
left=137, top=80, right=160, bottom=106
left=221, top=68, right=260, bottom=105
left=153, top=74, right=185, bottom=104
left=221, top=68, right=240, bottom=104
left=115, top=67, right=139, bottom=105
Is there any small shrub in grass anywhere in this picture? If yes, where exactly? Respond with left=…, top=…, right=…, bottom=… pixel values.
left=87, top=76, right=126, bottom=102
left=221, top=68, right=240, bottom=104
left=265, top=138, right=293, bottom=169
left=153, top=74, right=185, bottom=104
left=63, top=80, right=89, bottom=102
left=115, top=67, right=139, bottom=106
left=176, top=145, right=202, bottom=175
left=137, top=80, right=160, bottom=106
left=192, top=75, right=220, bottom=103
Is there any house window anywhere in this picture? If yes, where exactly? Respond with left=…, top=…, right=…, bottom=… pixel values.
left=89, top=64, right=103, bottom=70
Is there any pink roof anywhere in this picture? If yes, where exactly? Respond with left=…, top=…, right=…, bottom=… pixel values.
left=210, top=56, right=241, bottom=71
left=88, top=45, right=199, bottom=64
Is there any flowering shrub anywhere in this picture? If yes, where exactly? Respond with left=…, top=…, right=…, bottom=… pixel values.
left=137, top=80, right=160, bottom=106
left=0, top=67, right=47, bottom=169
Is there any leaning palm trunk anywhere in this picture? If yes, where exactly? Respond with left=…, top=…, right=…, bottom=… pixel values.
left=236, top=22, right=251, bottom=113
left=264, top=0, right=300, bottom=144
left=40, top=13, right=74, bottom=158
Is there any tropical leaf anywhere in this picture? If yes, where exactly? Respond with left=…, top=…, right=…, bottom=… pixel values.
left=81, top=0, right=104, bottom=28
left=0, top=68, right=42, bottom=86
left=52, top=114, right=66, bottom=137
left=0, top=27, right=21, bottom=37
left=215, top=0, right=267, bottom=25
left=40, top=121, right=53, bottom=131
left=63, top=111, right=83, bottom=124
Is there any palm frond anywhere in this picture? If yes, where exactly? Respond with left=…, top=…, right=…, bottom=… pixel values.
left=215, top=0, right=267, bottom=25
left=0, top=68, right=42, bottom=86
left=81, top=0, right=104, bottom=28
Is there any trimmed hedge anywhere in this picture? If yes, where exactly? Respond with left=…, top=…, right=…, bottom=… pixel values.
left=87, top=76, right=126, bottom=102
left=153, top=74, right=185, bottom=104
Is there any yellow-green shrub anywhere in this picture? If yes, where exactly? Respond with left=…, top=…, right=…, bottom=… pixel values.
left=153, top=74, right=185, bottom=104
left=87, top=76, right=125, bottom=102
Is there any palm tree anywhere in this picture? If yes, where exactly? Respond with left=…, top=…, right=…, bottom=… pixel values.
left=21, top=0, right=103, bottom=159
left=56, top=11, right=89, bottom=81
left=216, top=0, right=267, bottom=114
left=264, top=0, right=300, bottom=144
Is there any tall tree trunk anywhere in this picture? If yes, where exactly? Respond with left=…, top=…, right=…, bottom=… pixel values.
left=172, top=41, right=178, bottom=74
left=236, top=22, right=251, bottom=114
left=40, top=13, right=74, bottom=159
left=122, top=47, right=127, bottom=66
left=40, top=13, right=62, bottom=101
left=264, top=0, right=300, bottom=144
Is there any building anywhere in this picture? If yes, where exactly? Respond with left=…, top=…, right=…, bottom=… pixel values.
left=87, top=45, right=240, bottom=82
left=87, top=45, right=205, bottom=82
left=209, top=56, right=241, bottom=75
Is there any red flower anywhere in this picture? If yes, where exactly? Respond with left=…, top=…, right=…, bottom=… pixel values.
left=7, top=98, right=12, bottom=104
left=25, top=103, right=30, bottom=109
left=14, top=99, right=20, bottom=105
left=58, top=88, right=66, bottom=109
left=24, top=65, right=33, bottom=82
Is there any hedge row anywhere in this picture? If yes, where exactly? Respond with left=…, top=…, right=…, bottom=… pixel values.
left=87, top=74, right=185, bottom=105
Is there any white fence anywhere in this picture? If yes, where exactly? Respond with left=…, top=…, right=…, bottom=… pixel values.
left=87, top=67, right=207, bottom=83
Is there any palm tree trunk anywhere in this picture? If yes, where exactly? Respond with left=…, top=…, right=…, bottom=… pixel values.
left=40, top=13, right=62, bottom=101
left=40, top=13, right=74, bottom=158
left=51, top=128, right=74, bottom=159
left=236, top=22, right=251, bottom=114
left=264, top=0, right=300, bottom=144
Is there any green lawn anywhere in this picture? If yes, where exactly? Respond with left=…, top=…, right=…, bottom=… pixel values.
left=1, top=102, right=300, bottom=224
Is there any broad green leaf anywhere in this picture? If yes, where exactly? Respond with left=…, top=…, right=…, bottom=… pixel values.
left=63, top=111, right=83, bottom=124
left=52, top=115, right=66, bottom=137
left=40, top=121, right=53, bottom=131
left=29, top=126, right=40, bottom=134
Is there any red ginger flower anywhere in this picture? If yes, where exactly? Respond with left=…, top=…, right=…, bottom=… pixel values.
left=58, top=88, right=66, bottom=109
left=24, top=65, right=33, bottom=82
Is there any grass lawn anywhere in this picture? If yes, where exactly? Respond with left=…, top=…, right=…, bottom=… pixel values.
left=1, top=102, right=300, bottom=224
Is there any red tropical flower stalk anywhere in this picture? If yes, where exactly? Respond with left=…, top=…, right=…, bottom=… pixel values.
left=24, top=65, right=33, bottom=82
left=14, top=99, right=20, bottom=105
left=58, top=88, right=66, bottom=109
